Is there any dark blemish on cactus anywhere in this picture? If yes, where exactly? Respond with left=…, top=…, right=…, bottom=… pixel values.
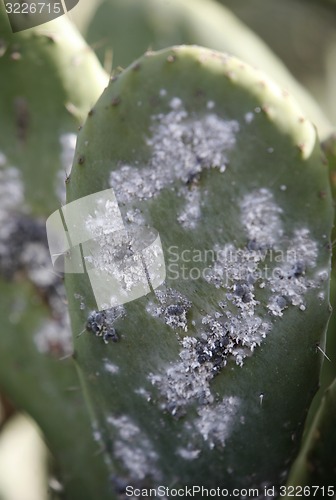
left=14, top=97, right=29, bottom=144
left=132, top=63, right=141, bottom=71
left=88, top=109, right=94, bottom=117
left=146, top=288, right=191, bottom=332
left=111, top=97, right=121, bottom=107
left=86, top=307, right=125, bottom=344
left=186, top=171, right=201, bottom=187
left=292, top=261, right=305, bottom=278
left=77, top=155, right=85, bottom=165
left=86, top=312, right=119, bottom=344
left=194, top=88, right=205, bottom=98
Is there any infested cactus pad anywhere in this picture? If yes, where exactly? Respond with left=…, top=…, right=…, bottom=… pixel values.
left=66, top=46, right=333, bottom=493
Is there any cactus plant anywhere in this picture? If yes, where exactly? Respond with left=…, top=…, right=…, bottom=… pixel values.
left=286, top=378, right=336, bottom=488
left=84, top=0, right=333, bottom=139
left=0, top=6, right=112, bottom=498
left=64, top=46, right=333, bottom=494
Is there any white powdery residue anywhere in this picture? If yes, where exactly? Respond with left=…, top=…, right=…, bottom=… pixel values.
left=21, top=242, right=58, bottom=288
left=176, top=447, right=201, bottom=460
left=206, top=243, right=261, bottom=288
left=240, top=188, right=283, bottom=248
left=92, top=420, right=103, bottom=443
left=0, top=166, right=24, bottom=218
left=110, top=103, right=239, bottom=203
left=107, top=415, right=160, bottom=481
left=125, top=208, right=145, bottom=226
left=150, top=267, right=270, bottom=412
left=207, top=101, right=215, bottom=110
left=134, top=387, right=152, bottom=401
left=195, top=397, right=240, bottom=449
left=84, top=202, right=150, bottom=295
left=169, top=97, right=182, bottom=109
left=244, top=112, right=254, bottom=123
left=223, top=312, right=270, bottom=359
left=74, top=293, right=85, bottom=310
left=34, top=314, right=73, bottom=356
left=146, top=287, right=192, bottom=331
left=85, top=199, right=123, bottom=242
left=266, top=228, right=318, bottom=313
left=103, top=358, right=119, bottom=374
left=56, top=133, right=77, bottom=203
left=177, top=187, right=202, bottom=230
left=204, top=241, right=271, bottom=366
left=267, top=295, right=287, bottom=317
left=149, top=336, right=214, bottom=415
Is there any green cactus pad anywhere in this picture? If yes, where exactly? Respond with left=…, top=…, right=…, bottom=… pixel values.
left=286, top=378, right=336, bottom=488
left=65, top=46, right=333, bottom=493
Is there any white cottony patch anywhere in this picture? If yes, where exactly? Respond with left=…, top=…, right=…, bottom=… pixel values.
left=0, top=166, right=24, bottom=268
left=195, top=397, right=240, bottom=449
left=103, top=359, right=119, bottom=374
left=176, top=447, right=201, bottom=460
left=74, top=293, right=85, bottom=310
left=0, top=165, right=24, bottom=216
left=240, top=188, right=283, bottom=248
left=107, top=415, right=161, bottom=481
left=134, top=387, right=152, bottom=401
left=244, top=112, right=254, bottom=124
left=76, top=192, right=165, bottom=309
left=110, top=101, right=239, bottom=204
left=125, top=208, right=145, bottom=226
left=146, top=287, right=192, bottom=332
left=266, top=229, right=318, bottom=314
left=34, top=315, right=72, bottom=356
left=169, top=97, right=182, bottom=110
left=177, top=187, right=202, bottom=230
left=56, top=133, right=77, bottom=203
left=150, top=336, right=214, bottom=415
left=150, top=188, right=324, bottom=417
left=21, top=242, right=59, bottom=288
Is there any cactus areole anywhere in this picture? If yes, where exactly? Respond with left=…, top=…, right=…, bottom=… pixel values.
left=65, top=47, right=333, bottom=493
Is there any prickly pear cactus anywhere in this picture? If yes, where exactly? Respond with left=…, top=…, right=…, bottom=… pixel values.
left=286, top=378, right=336, bottom=488
left=85, top=0, right=332, bottom=138
left=64, top=46, right=333, bottom=494
left=0, top=7, right=111, bottom=498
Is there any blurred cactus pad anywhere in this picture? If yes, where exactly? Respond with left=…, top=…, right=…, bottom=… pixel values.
left=65, top=46, right=333, bottom=493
